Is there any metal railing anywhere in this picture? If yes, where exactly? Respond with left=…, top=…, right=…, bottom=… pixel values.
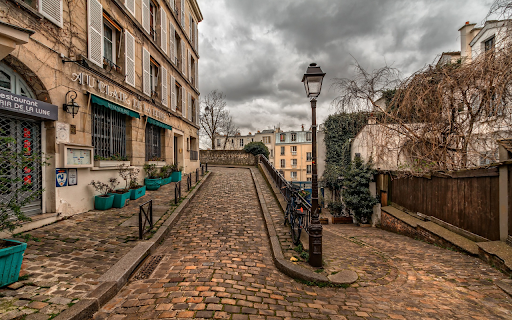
left=139, top=199, right=153, bottom=239
left=175, top=180, right=181, bottom=204
left=259, top=155, right=311, bottom=234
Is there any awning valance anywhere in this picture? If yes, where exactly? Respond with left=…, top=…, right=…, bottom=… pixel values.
left=91, top=94, right=140, bottom=118
left=147, top=116, right=173, bottom=131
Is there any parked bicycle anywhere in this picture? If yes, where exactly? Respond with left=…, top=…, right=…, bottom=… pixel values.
left=283, top=185, right=305, bottom=245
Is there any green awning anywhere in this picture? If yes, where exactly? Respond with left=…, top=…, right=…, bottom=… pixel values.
left=147, top=117, right=173, bottom=130
left=91, top=94, right=140, bottom=118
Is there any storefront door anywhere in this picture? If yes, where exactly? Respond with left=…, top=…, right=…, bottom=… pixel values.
left=0, top=115, right=42, bottom=217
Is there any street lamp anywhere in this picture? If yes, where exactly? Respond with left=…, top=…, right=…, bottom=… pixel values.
left=302, top=63, right=325, bottom=268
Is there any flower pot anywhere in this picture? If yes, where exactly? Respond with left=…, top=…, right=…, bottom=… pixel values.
left=94, top=194, right=114, bottom=210
left=332, top=216, right=353, bottom=224
left=94, top=160, right=130, bottom=168
left=108, top=190, right=131, bottom=208
left=146, top=161, right=166, bottom=167
left=144, top=178, right=161, bottom=191
left=161, top=177, right=172, bottom=185
left=130, top=185, right=146, bottom=200
left=0, top=239, right=27, bottom=287
left=171, top=171, right=182, bottom=182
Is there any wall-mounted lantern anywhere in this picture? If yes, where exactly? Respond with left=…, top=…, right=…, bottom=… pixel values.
left=63, top=90, right=80, bottom=118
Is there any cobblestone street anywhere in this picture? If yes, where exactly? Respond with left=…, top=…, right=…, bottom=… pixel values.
left=94, top=167, right=512, bottom=320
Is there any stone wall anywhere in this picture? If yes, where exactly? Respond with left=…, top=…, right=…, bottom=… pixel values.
left=200, top=150, right=257, bottom=166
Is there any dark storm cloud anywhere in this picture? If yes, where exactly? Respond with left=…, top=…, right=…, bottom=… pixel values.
left=197, top=0, right=493, bottom=139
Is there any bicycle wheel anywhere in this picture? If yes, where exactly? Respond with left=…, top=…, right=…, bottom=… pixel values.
left=291, top=215, right=302, bottom=245
left=284, top=205, right=290, bottom=225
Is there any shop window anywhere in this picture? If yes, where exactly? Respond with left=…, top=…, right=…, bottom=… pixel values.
left=145, top=122, right=162, bottom=161
left=92, top=104, right=127, bottom=159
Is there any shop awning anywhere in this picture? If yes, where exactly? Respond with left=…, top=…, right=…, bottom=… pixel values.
left=91, top=94, right=140, bottom=118
left=147, top=116, right=173, bottom=130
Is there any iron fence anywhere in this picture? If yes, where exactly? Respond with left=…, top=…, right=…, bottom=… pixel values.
left=259, top=155, right=311, bottom=233
left=138, top=199, right=153, bottom=239
left=175, top=180, right=181, bottom=204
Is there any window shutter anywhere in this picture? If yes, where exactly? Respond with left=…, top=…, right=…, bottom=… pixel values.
left=170, top=0, right=174, bottom=11
left=180, top=86, right=184, bottom=112
left=181, top=0, right=185, bottom=27
left=142, top=0, right=150, bottom=34
left=189, top=14, right=193, bottom=39
left=195, top=98, right=198, bottom=124
left=143, top=47, right=151, bottom=96
left=125, top=0, right=135, bottom=16
left=195, top=61, right=198, bottom=89
left=195, top=23, right=198, bottom=52
left=39, top=0, right=63, bottom=27
left=188, top=92, right=192, bottom=120
left=161, top=9, right=167, bottom=54
left=125, top=31, right=136, bottom=87
left=161, top=67, right=168, bottom=107
left=171, top=76, right=176, bottom=111
left=169, top=23, right=175, bottom=62
left=181, top=39, right=185, bottom=74
left=188, top=50, right=191, bottom=81
left=87, top=0, right=103, bottom=67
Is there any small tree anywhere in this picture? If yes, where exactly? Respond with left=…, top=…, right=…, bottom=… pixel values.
left=118, top=164, right=131, bottom=191
left=342, top=156, right=378, bottom=224
left=243, top=141, right=270, bottom=158
left=129, top=167, right=141, bottom=189
left=0, top=136, right=48, bottom=233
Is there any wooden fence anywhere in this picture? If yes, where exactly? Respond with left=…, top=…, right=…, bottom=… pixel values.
left=385, top=167, right=501, bottom=241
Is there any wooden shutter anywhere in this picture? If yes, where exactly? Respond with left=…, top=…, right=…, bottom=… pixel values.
left=125, top=0, right=135, bottom=16
left=195, top=60, right=198, bottom=89
left=181, top=0, right=185, bottom=27
left=171, top=76, right=176, bottom=111
left=87, top=0, right=103, bottom=67
left=181, top=39, right=185, bottom=74
left=188, top=92, right=192, bottom=120
left=180, top=86, right=184, bottom=112
left=189, top=14, right=193, bottom=39
left=40, top=0, right=63, bottom=27
left=187, top=50, right=191, bottom=81
left=161, top=9, right=167, bottom=54
left=170, top=0, right=174, bottom=11
left=125, top=31, right=136, bottom=87
left=195, top=98, right=199, bottom=124
left=142, top=0, right=150, bottom=34
left=143, top=47, right=151, bottom=96
left=161, top=67, right=168, bottom=107
left=169, top=22, right=175, bottom=62
left=195, top=23, right=198, bottom=52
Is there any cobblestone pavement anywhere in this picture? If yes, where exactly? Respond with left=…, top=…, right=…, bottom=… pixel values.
left=94, top=167, right=512, bottom=320
left=0, top=173, right=204, bottom=320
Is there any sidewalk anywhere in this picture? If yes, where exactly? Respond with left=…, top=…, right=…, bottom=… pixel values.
left=0, top=172, right=208, bottom=320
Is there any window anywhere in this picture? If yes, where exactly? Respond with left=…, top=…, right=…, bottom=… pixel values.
left=145, top=123, right=161, bottom=161
left=291, top=146, right=297, bottom=155
left=92, top=104, right=126, bottom=159
left=484, top=36, right=495, bottom=52
left=191, top=97, right=196, bottom=122
left=240, top=139, right=244, bottom=147
left=307, top=165, right=312, bottom=174
left=102, top=14, right=122, bottom=71
left=21, top=0, right=37, bottom=10
left=307, top=178, right=312, bottom=182
left=306, top=152, right=312, bottom=161
left=175, top=34, right=182, bottom=67
left=191, top=57, right=196, bottom=86
left=175, top=81, right=182, bottom=112
left=292, top=159, right=297, bottom=168
left=291, top=133, right=297, bottom=142
left=0, top=63, right=34, bottom=98
left=270, top=149, right=273, bottom=158
left=280, top=159, right=285, bottom=168
left=150, top=58, right=159, bottom=97
left=217, top=139, right=221, bottom=147
left=251, top=138, right=254, bottom=142
left=149, top=0, right=157, bottom=41
left=263, top=136, right=271, bottom=144
left=306, top=132, right=312, bottom=142
left=280, top=146, right=285, bottom=155
left=280, top=134, right=286, bottom=142
left=291, top=172, right=297, bottom=180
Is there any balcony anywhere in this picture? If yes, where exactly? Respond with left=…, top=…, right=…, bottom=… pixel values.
left=291, top=151, right=297, bottom=156
left=292, top=165, right=297, bottom=168
left=103, top=57, right=122, bottom=74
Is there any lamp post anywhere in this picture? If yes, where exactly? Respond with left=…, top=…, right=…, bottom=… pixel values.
left=302, top=63, right=325, bottom=268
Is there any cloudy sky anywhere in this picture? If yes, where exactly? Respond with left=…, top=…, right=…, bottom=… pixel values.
left=196, top=0, right=494, bottom=136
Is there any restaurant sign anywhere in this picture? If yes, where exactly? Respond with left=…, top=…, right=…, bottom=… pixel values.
left=0, top=89, right=58, bottom=121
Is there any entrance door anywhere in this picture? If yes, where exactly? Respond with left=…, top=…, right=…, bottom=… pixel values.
left=174, top=136, right=178, bottom=165
left=0, top=116, right=42, bottom=217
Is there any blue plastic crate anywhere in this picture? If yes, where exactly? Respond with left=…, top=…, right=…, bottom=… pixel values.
left=0, top=239, right=27, bottom=287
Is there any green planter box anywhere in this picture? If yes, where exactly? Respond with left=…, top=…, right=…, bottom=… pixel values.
left=130, top=185, right=146, bottom=200
left=94, top=194, right=114, bottom=210
left=0, top=239, right=27, bottom=287
left=171, top=172, right=182, bottom=182
left=162, top=177, right=172, bottom=185
left=108, top=191, right=131, bottom=208
left=144, top=178, right=161, bottom=191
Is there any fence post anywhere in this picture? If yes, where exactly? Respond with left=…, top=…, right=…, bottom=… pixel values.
left=499, top=146, right=509, bottom=241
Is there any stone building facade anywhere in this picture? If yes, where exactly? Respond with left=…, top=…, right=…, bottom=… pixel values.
left=274, top=129, right=312, bottom=183
left=0, top=0, right=202, bottom=217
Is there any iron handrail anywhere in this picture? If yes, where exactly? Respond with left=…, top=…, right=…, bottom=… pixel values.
left=259, top=155, right=311, bottom=233
left=138, top=199, right=153, bottom=239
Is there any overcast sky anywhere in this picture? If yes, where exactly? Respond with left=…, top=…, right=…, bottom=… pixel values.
left=196, top=0, right=494, bottom=136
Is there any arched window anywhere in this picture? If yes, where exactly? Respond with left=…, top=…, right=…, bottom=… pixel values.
left=0, top=63, right=34, bottom=98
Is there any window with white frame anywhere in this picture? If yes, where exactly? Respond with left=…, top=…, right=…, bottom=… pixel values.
left=280, top=133, right=286, bottom=142
left=263, top=136, right=271, bottom=144
left=149, top=0, right=157, bottom=41
left=280, top=159, right=285, bottom=168
left=270, top=149, right=273, bottom=158
left=307, top=152, right=312, bottom=161
left=484, top=36, right=495, bottom=52
left=240, top=139, right=244, bottom=147
left=291, top=146, right=297, bottom=155
left=307, top=165, right=312, bottom=174
left=291, top=133, right=297, bottom=142
left=292, top=159, right=297, bottom=167
left=217, top=139, right=221, bottom=147
left=306, top=132, right=312, bottom=142
left=280, top=146, right=285, bottom=155
left=291, top=172, right=297, bottom=180
left=102, top=15, right=121, bottom=68
left=307, top=178, right=312, bottom=182
left=150, top=58, right=159, bottom=97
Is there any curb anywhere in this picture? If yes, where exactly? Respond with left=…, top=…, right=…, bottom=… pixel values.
left=249, top=167, right=355, bottom=285
left=54, top=172, right=212, bottom=320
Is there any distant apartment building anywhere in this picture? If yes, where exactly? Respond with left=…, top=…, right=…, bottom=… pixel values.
left=214, top=129, right=277, bottom=164
left=275, top=129, right=312, bottom=183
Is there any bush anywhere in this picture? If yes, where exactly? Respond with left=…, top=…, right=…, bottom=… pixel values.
left=341, top=156, right=378, bottom=224
left=327, top=201, right=346, bottom=217
left=243, top=141, right=269, bottom=158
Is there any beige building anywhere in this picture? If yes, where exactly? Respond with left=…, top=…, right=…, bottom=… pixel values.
left=275, top=129, right=312, bottom=183
left=0, top=0, right=202, bottom=217
left=214, top=129, right=277, bottom=164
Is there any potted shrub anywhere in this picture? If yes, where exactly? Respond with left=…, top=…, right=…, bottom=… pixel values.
left=328, top=201, right=352, bottom=224
left=171, top=165, right=182, bottom=182
left=144, top=163, right=161, bottom=190
left=90, top=179, right=115, bottom=210
left=160, top=165, right=173, bottom=185
left=128, top=167, right=146, bottom=200
left=0, top=135, right=47, bottom=287
left=108, top=165, right=131, bottom=208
